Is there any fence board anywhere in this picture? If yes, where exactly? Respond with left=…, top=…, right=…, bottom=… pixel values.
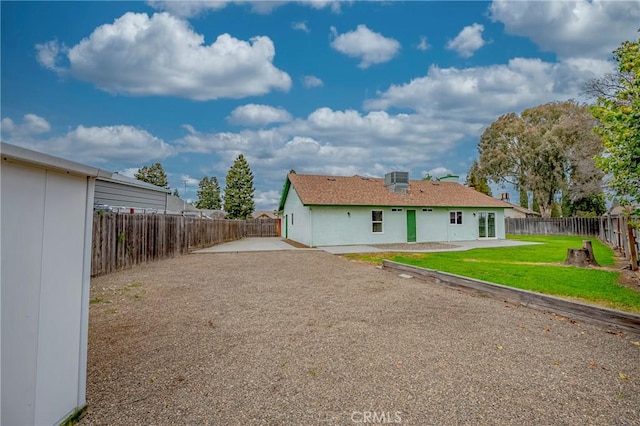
left=505, top=217, right=600, bottom=236
left=505, top=216, right=639, bottom=266
left=91, top=214, right=275, bottom=276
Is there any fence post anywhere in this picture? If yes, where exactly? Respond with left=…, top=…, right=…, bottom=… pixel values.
left=628, top=223, right=639, bottom=271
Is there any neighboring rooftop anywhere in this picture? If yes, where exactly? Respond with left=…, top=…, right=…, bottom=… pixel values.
left=282, top=173, right=512, bottom=209
left=506, top=202, right=541, bottom=217
left=104, top=172, right=172, bottom=193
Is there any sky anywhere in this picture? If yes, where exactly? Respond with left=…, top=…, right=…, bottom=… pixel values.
left=2, top=0, right=639, bottom=210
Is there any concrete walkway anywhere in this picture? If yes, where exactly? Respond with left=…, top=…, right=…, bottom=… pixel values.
left=194, top=237, right=304, bottom=253
left=194, top=237, right=540, bottom=254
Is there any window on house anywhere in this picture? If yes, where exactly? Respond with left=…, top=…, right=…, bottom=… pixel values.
left=291, top=213, right=294, bottom=225
left=371, top=210, right=383, bottom=233
left=450, top=211, right=463, bottom=225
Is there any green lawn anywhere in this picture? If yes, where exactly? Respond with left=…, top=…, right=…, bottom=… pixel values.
left=348, top=235, right=640, bottom=313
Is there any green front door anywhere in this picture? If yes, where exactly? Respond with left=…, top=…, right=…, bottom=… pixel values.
left=406, top=210, right=416, bottom=242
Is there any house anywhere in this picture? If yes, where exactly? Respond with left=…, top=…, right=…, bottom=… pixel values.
left=498, top=193, right=540, bottom=219
left=504, top=203, right=541, bottom=218
left=278, top=172, right=512, bottom=247
left=94, top=172, right=171, bottom=213
left=1, top=142, right=109, bottom=425
left=166, top=194, right=202, bottom=216
left=251, top=210, right=278, bottom=220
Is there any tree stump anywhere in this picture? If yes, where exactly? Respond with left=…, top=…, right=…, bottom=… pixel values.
left=565, top=240, right=599, bottom=267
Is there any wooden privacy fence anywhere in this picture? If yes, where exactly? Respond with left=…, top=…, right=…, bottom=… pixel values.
left=505, top=216, right=639, bottom=267
left=599, top=215, right=639, bottom=268
left=91, top=214, right=279, bottom=276
left=245, top=219, right=279, bottom=237
left=505, top=217, right=600, bottom=236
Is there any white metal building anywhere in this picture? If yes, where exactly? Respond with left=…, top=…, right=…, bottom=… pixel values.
left=1, top=143, right=109, bottom=425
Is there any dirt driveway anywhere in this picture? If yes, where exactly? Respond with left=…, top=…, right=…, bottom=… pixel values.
left=83, top=251, right=640, bottom=425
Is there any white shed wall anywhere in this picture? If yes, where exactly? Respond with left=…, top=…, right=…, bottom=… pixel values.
left=1, top=161, right=93, bottom=425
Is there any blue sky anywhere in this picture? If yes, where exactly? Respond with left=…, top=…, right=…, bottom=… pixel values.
left=2, top=1, right=639, bottom=210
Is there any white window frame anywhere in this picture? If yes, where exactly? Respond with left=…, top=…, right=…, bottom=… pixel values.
left=371, top=210, right=384, bottom=233
left=450, top=210, right=463, bottom=225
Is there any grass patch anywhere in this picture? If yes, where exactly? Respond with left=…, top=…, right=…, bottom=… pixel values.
left=347, top=235, right=640, bottom=313
left=89, top=296, right=110, bottom=305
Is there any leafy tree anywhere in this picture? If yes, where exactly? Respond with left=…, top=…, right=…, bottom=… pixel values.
left=135, top=163, right=169, bottom=188
left=572, top=193, right=607, bottom=217
left=590, top=31, right=640, bottom=204
left=478, top=101, right=603, bottom=217
left=195, top=176, right=222, bottom=210
left=423, top=173, right=433, bottom=181
left=519, top=187, right=529, bottom=209
left=172, top=188, right=180, bottom=197
left=465, top=160, right=492, bottom=196
left=223, top=154, right=255, bottom=219
left=532, top=196, right=540, bottom=214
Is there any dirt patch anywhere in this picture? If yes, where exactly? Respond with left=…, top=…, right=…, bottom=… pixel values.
left=82, top=251, right=640, bottom=425
left=283, top=238, right=310, bottom=248
left=615, top=252, right=640, bottom=294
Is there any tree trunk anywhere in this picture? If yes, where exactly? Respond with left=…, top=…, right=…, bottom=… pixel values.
left=581, top=240, right=599, bottom=266
left=566, top=240, right=599, bottom=267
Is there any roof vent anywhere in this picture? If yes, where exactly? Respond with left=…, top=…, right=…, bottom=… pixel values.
left=436, top=174, right=459, bottom=183
left=385, top=171, right=409, bottom=194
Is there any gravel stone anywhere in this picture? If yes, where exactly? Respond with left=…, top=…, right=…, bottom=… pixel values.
left=82, top=251, right=640, bottom=425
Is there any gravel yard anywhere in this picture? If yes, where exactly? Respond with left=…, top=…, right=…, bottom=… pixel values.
left=83, top=251, right=640, bottom=425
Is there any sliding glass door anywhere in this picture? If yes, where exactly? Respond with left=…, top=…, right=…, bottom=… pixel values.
left=478, top=212, right=496, bottom=238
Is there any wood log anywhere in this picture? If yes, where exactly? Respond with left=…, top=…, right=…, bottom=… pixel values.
left=582, top=240, right=599, bottom=266
left=566, top=248, right=591, bottom=267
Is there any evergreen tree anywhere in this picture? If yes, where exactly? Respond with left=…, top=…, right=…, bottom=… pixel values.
left=135, top=163, right=169, bottom=188
left=465, top=160, right=492, bottom=196
left=172, top=188, right=180, bottom=197
left=223, top=154, right=255, bottom=219
left=195, top=176, right=222, bottom=210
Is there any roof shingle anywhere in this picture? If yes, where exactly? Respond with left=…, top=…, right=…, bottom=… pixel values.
left=287, top=174, right=512, bottom=208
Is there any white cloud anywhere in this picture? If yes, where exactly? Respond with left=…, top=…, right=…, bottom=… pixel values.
left=425, top=167, right=454, bottom=178
left=301, top=75, right=324, bottom=88
left=227, top=104, right=293, bottom=126
left=292, top=21, right=310, bottom=33
left=146, top=1, right=230, bottom=17
left=148, top=0, right=343, bottom=17
left=35, top=40, right=67, bottom=72
left=365, top=57, right=614, bottom=121
left=417, top=36, right=430, bottom=51
left=1, top=114, right=51, bottom=136
left=330, top=24, right=401, bottom=68
left=118, top=168, right=140, bottom=178
left=254, top=190, right=282, bottom=208
left=36, top=12, right=291, bottom=101
left=446, top=23, right=486, bottom=58
left=1, top=114, right=173, bottom=166
left=180, top=175, right=200, bottom=186
left=490, top=0, right=640, bottom=59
